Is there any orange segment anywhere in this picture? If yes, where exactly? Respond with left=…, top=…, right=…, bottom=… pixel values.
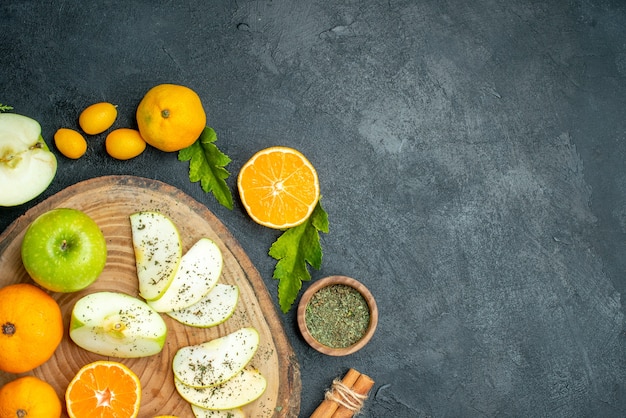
left=237, top=146, right=320, bottom=229
left=65, top=361, right=141, bottom=418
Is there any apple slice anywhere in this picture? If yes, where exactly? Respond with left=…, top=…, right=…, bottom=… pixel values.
left=147, top=238, right=223, bottom=313
left=69, top=291, right=168, bottom=358
left=172, top=327, right=260, bottom=388
left=0, top=113, right=57, bottom=206
left=191, top=405, right=245, bottom=418
left=175, top=369, right=267, bottom=410
left=130, top=211, right=182, bottom=301
left=166, top=283, right=239, bottom=328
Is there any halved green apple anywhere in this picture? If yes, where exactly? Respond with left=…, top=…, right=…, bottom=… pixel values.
left=148, top=238, right=223, bottom=313
left=175, top=369, right=267, bottom=410
left=0, top=113, right=57, bottom=206
left=172, top=327, right=260, bottom=388
left=130, top=211, right=182, bottom=301
left=191, top=405, right=245, bottom=418
left=69, top=291, right=167, bottom=358
left=167, top=283, right=239, bottom=328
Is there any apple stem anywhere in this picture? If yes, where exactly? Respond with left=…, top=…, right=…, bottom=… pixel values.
left=60, top=239, right=68, bottom=251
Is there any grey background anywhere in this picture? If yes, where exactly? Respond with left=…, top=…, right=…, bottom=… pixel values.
left=2, top=1, right=625, bottom=416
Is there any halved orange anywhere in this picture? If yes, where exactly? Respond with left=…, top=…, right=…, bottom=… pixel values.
left=237, top=146, right=320, bottom=229
left=65, top=361, right=141, bottom=418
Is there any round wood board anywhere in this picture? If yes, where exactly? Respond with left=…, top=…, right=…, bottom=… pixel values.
left=0, top=175, right=301, bottom=418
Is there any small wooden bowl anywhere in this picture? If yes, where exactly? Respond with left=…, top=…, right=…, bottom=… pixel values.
left=297, top=275, right=378, bottom=356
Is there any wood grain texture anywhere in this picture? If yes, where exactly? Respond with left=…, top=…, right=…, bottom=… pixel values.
left=0, top=175, right=301, bottom=418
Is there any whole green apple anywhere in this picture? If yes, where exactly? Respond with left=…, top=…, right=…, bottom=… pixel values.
left=21, top=208, right=107, bottom=292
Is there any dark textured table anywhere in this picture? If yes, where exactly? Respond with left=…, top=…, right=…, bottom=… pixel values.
left=2, top=1, right=626, bottom=417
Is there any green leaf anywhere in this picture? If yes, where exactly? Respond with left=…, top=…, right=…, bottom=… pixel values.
left=179, top=126, right=234, bottom=209
left=269, top=199, right=329, bottom=313
left=0, top=104, right=14, bottom=112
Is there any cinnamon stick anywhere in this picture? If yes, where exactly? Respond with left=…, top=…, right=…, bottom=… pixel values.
left=310, top=368, right=360, bottom=418
left=310, top=368, right=374, bottom=418
left=331, top=372, right=375, bottom=418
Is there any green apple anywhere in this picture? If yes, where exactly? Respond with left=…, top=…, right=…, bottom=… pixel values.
left=167, top=283, right=239, bottom=328
left=147, top=238, right=223, bottom=313
left=0, top=113, right=57, bottom=206
left=130, top=211, right=182, bottom=301
left=191, top=405, right=245, bottom=418
left=175, top=369, right=267, bottom=410
left=69, top=291, right=167, bottom=358
left=172, top=327, right=260, bottom=388
left=21, top=208, right=107, bottom=292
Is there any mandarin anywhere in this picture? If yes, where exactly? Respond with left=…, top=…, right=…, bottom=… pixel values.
left=0, top=283, right=63, bottom=373
left=0, top=376, right=62, bottom=418
left=237, top=146, right=320, bottom=229
left=136, top=84, right=206, bottom=152
left=65, top=361, right=141, bottom=418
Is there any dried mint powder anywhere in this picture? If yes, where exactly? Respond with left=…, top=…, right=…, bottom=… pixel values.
left=305, top=284, right=370, bottom=348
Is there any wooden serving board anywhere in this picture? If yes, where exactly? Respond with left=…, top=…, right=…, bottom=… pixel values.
left=0, top=175, right=301, bottom=418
